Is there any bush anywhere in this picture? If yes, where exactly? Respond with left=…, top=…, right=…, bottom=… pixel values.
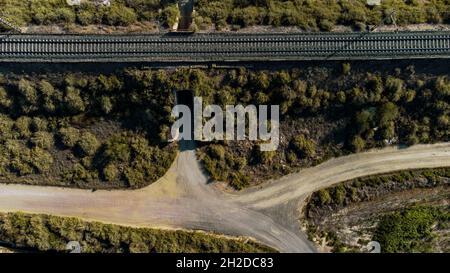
left=230, top=6, right=263, bottom=27
left=291, top=135, right=316, bottom=158
left=0, top=87, right=12, bottom=108
left=18, top=79, right=38, bottom=105
left=257, top=150, right=276, bottom=164
left=208, top=144, right=225, bottom=160
left=30, top=147, right=53, bottom=173
left=104, top=5, right=137, bottom=26
left=378, top=102, right=399, bottom=128
left=31, top=131, right=54, bottom=149
left=103, top=163, right=119, bottom=182
left=58, top=127, right=80, bottom=148
left=104, top=134, right=131, bottom=162
left=64, top=87, right=85, bottom=114
left=76, top=132, right=99, bottom=157
left=342, top=63, right=351, bottom=75
left=161, top=4, right=180, bottom=28
left=31, top=117, right=48, bottom=132
left=14, top=117, right=32, bottom=138
left=373, top=206, right=444, bottom=253
left=124, top=167, right=145, bottom=187
left=38, top=80, right=55, bottom=96
left=318, top=189, right=332, bottom=206
left=351, top=135, right=366, bottom=152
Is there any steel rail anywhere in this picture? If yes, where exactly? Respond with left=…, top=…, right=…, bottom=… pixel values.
left=0, top=31, right=449, bottom=62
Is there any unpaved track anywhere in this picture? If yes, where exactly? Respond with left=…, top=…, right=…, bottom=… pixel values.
left=234, top=143, right=450, bottom=209
left=0, top=142, right=449, bottom=252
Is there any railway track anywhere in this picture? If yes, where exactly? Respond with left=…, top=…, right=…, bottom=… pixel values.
left=1, top=31, right=450, bottom=62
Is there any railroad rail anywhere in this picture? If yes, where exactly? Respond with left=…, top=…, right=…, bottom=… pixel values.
left=1, top=31, right=450, bottom=62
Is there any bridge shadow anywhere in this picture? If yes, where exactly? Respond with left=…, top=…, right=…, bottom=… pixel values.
left=176, top=90, right=196, bottom=152
left=179, top=140, right=196, bottom=152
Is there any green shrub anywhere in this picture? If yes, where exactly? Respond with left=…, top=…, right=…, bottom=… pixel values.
left=318, top=189, right=332, bottom=206
left=18, top=79, right=38, bottom=105
left=161, top=4, right=180, bottom=28
left=291, top=135, right=316, bottom=158
left=63, top=163, right=94, bottom=183
left=31, top=131, right=54, bottom=149
left=14, top=117, right=32, bottom=138
left=342, top=63, right=351, bottom=75
left=230, top=172, right=250, bottom=190
left=351, top=135, right=366, bottom=152
left=124, top=166, right=145, bottom=187
left=104, top=5, right=137, bottom=26
left=0, top=87, right=12, bottom=108
left=257, top=149, right=276, bottom=164
left=373, top=206, right=445, bottom=253
left=30, top=147, right=53, bottom=173
left=31, top=117, right=48, bottom=132
left=76, top=132, right=99, bottom=157
left=64, top=87, right=85, bottom=114
left=208, top=144, right=225, bottom=160
left=0, top=115, right=15, bottom=140
left=103, top=163, right=119, bottom=182
left=104, top=134, right=131, bottom=162
left=58, top=127, right=80, bottom=148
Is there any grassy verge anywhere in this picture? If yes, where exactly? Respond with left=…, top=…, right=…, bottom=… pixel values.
left=2, top=1, right=449, bottom=32
left=0, top=0, right=179, bottom=30
left=0, top=212, right=275, bottom=253
left=308, top=168, right=450, bottom=208
left=195, top=0, right=450, bottom=31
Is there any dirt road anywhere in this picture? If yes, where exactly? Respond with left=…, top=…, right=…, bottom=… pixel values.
left=0, top=142, right=449, bottom=252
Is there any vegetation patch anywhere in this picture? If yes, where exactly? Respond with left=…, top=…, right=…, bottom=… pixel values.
left=195, top=0, right=450, bottom=31
left=0, top=212, right=275, bottom=253
left=195, top=65, right=449, bottom=189
left=2, top=0, right=449, bottom=33
left=1, top=65, right=449, bottom=190
left=303, top=168, right=450, bottom=253
left=0, top=69, right=178, bottom=189
left=374, top=206, right=449, bottom=253
left=0, top=0, right=179, bottom=31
